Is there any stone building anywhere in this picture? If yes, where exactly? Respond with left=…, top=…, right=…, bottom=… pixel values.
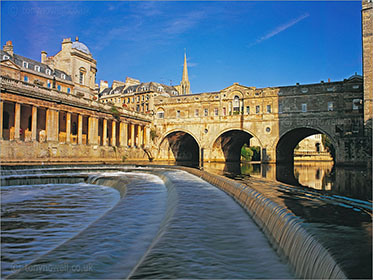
left=362, top=0, right=373, bottom=131
left=0, top=40, right=152, bottom=163
left=41, top=37, right=98, bottom=99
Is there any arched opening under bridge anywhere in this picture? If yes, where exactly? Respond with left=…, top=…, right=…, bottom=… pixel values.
left=159, top=131, right=199, bottom=163
left=212, top=130, right=261, bottom=162
left=276, top=127, right=335, bottom=186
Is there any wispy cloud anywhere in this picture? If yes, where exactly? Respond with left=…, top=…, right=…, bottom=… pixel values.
left=248, top=13, right=310, bottom=47
left=163, top=11, right=206, bottom=35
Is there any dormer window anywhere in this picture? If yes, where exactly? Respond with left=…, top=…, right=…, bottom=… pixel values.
left=34, top=65, right=40, bottom=72
left=158, top=87, right=163, bottom=92
left=46, top=69, right=51, bottom=75
left=3, top=55, right=9, bottom=60
left=61, top=73, right=66, bottom=79
left=23, top=61, right=29, bottom=68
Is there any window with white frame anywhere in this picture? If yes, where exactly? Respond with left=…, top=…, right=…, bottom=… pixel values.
left=61, top=73, right=66, bottom=79
left=3, top=55, right=9, bottom=60
left=24, top=75, right=29, bottom=82
left=214, top=108, right=218, bottom=116
left=204, top=109, right=208, bottom=116
left=47, top=80, right=51, bottom=88
left=246, top=106, right=250, bottom=114
left=267, top=105, right=271, bottom=113
left=79, top=71, right=84, bottom=84
left=327, top=102, right=333, bottom=111
left=233, top=96, right=240, bottom=112
left=302, top=103, right=307, bottom=112
left=34, top=65, right=40, bottom=72
left=46, top=69, right=51, bottom=75
left=22, top=61, right=29, bottom=68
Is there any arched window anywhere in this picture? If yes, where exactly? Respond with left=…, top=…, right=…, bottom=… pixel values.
left=233, top=95, right=240, bottom=112
left=157, top=108, right=165, bottom=119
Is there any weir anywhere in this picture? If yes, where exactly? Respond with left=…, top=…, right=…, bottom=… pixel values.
left=1, top=164, right=371, bottom=279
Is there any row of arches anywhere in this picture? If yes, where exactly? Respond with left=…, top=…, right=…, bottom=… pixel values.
left=158, top=128, right=335, bottom=165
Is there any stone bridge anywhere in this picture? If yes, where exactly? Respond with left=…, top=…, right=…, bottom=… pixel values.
left=153, top=77, right=371, bottom=165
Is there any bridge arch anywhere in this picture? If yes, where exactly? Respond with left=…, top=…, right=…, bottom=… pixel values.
left=276, top=126, right=336, bottom=164
left=211, top=128, right=263, bottom=162
left=158, top=129, right=200, bottom=162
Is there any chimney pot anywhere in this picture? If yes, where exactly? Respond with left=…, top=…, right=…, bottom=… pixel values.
left=75, top=36, right=79, bottom=41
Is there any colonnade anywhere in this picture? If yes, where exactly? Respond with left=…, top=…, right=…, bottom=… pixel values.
left=0, top=101, right=150, bottom=148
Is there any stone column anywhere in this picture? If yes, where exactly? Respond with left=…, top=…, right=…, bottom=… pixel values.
left=14, top=103, right=21, bottom=140
left=131, top=123, right=135, bottom=147
left=46, top=109, right=58, bottom=142
left=103, top=119, right=108, bottom=146
left=119, top=121, right=127, bottom=147
left=66, top=112, right=71, bottom=143
left=31, top=106, right=37, bottom=141
left=139, top=125, right=144, bottom=147
left=111, top=120, right=116, bottom=146
left=0, top=101, right=3, bottom=140
left=78, top=114, right=83, bottom=145
left=145, top=126, right=150, bottom=148
left=88, top=116, right=98, bottom=145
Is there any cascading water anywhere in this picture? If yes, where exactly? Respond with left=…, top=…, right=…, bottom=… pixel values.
left=1, top=164, right=371, bottom=279
left=2, top=166, right=292, bottom=279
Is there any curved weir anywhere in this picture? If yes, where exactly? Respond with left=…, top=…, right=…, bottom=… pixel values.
left=1, top=164, right=370, bottom=278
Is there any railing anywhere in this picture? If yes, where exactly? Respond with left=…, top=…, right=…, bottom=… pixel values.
left=0, top=75, right=152, bottom=122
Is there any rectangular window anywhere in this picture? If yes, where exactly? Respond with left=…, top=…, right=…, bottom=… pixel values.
left=136, top=105, right=140, bottom=112
left=246, top=106, right=250, bottom=114
left=22, top=61, right=28, bottom=68
left=46, top=69, right=51, bottom=75
left=47, top=80, right=51, bottom=88
left=327, top=102, right=333, bottom=111
left=61, top=73, right=66, bottom=79
left=256, top=105, right=260, bottom=114
left=214, top=108, right=218, bottom=116
left=223, top=107, right=226, bottom=116
left=302, top=103, right=307, bottom=112
left=195, top=109, right=199, bottom=117
left=57, top=85, right=61, bottom=91
left=176, top=110, right=180, bottom=118
left=157, top=112, right=164, bottom=119
left=34, top=65, right=40, bottom=72
left=67, top=88, right=71, bottom=94
left=23, top=75, right=28, bottom=82
left=267, top=105, right=271, bottom=113
left=204, top=109, right=208, bottom=116
left=279, top=104, right=283, bottom=114
left=353, top=99, right=360, bottom=110
left=79, top=72, right=84, bottom=84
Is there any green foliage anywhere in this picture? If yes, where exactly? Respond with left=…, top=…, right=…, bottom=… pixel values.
left=150, top=128, right=158, bottom=141
left=241, top=145, right=261, bottom=161
left=110, top=106, right=120, bottom=120
left=321, top=134, right=335, bottom=159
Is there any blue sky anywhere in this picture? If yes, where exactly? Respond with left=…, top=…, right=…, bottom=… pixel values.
left=1, top=1, right=362, bottom=93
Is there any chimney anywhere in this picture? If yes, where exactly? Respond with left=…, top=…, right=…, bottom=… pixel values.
left=328, top=78, right=331, bottom=83
left=99, top=80, right=109, bottom=92
left=3, top=41, right=14, bottom=56
left=41, top=51, right=47, bottom=63
left=75, top=36, right=79, bottom=42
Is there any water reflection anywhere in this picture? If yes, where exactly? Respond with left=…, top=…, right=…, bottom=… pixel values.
left=203, top=162, right=372, bottom=202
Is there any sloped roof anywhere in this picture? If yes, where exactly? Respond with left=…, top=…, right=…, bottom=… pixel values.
left=0, top=50, right=72, bottom=81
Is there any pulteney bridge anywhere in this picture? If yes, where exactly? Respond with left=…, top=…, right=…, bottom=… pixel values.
left=153, top=76, right=371, bottom=165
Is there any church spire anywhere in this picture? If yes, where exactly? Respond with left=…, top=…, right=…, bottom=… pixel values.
left=180, top=51, right=190, bottom=94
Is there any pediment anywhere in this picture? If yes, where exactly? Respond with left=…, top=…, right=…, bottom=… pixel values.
left=1, top=59, right=20, bottom=70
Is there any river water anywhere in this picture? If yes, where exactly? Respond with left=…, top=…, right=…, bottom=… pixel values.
left=1, top=166, right=292, bottom=279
